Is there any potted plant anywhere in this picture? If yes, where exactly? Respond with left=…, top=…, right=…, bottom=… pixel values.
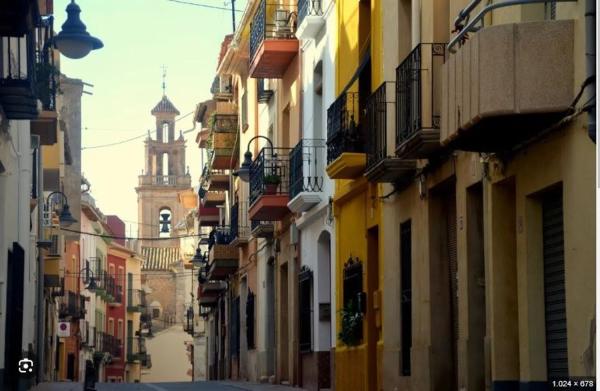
left=263, top=174, right=281, bottom=194
left=338, top=300, right=363, bottom=346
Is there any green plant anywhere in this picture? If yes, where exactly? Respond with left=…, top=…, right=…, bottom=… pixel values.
left=264, top=173, right=281, bottom=185
left=33, top=62, right=60, bottom=110
left=338, top=300, right=363, bottom=346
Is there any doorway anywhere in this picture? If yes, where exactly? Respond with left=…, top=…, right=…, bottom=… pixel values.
left=279, top=263, right=289, bottom=382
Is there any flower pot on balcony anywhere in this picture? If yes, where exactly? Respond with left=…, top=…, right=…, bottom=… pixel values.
left=264, top=184, right=279, bottom=195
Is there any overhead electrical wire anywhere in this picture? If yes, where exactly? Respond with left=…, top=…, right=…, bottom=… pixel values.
left=166, top=0, right=243, bottom=12
left=81, top=110, right=195, bottom=150
left=59, top=227, right=208, bottom=241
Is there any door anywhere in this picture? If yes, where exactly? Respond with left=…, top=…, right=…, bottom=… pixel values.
left=4, top=243, right=24, bottom=389
left=542, top=189, right=568, bottom=379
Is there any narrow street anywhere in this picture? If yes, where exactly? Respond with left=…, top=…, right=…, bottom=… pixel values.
left=142, top=325, right=191, bottom=383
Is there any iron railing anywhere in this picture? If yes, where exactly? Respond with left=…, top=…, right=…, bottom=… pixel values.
left=326, top=92, right=362, bottom=164
left=395, top=43, right=446, bottom=149
left=249, top=147, right=292, bottom=206
left=257, top=79, right=274, bottom=103
left=127, top=336, right=147, bottom=362
left=127, top=289, right=146, bottom=311
left=98, top=332, right=121, bottom=358
left=208, top=226, right=234, bottom=250
left=289, top=138, right=326, bottom=199
left=33, top=17, right=57, bottom=111
left=366, top=82, right=394, bottom=170
left=231, top=202, right=250, bottom=241
left=59, top=291, right=85, bottom=319
left=298, top=0, right=323, bottom=27
left=249, top=0, right=297, bottom=64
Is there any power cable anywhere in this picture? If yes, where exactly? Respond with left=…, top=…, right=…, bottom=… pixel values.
left=59, top=227, right=208, bottom=241
left=81, top=110, right=195, bottom=150
left=166, top=0, right=243, bottom=12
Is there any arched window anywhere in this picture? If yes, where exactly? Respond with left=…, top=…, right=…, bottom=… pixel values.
left=162, top=122, right=169, bottom=142
left=159, top=207, right=172, bottom=237
left=162, top=153, right=170, bottom=177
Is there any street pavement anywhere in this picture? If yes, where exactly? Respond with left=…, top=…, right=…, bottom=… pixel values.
left=31, top=381, right=306, bottom=391
left=142, top=325, right=192, bottom=383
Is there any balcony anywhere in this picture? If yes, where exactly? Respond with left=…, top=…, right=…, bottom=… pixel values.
left=231, top=202, right=250, bottom=246
left=326, top=92, right=366, bottom=179
left=249, top=0, right=299, bottom=78
left=296, top=0, right=324, bottom=40
left=288, top=139, right=326, bottom=213
left=201, top=190, right=226, bottom=208
left=198, top=281, right=227, bottom=307
left=31, top=18, right=58, bottom=145
left=396, top=43, right=446, bottom=158
left=96, top=272, right=122, bottom=305
left=59, top=291, right=86, bottom=319
left=127, top=336, right=147, bottom=363
left=442, top=20, right=574, bottom=151
left=248, top=147, right=292, bottom=221
left=138, top=175, right=192, bottom=187
left=257, top=79, right=274, bottom=103
left=251, top=219, right=275, bottom=239
left=207, top=226, right=238, bottom=280
left=44, top=235, right=62, bottom=288
left=207, top=169, right=230, bottom=192
left=198, top=204, right=220, bottom=227
left=365, top=82, right=417, bottom=184
left=98, top=332, right=121, bottom=358
left=209, top=129, right=238, bottom=171
left=127, top=289, right=146, bottom=313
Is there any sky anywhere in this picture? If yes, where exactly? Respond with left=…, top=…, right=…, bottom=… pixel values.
left=55, top=0, right=246, bottom=237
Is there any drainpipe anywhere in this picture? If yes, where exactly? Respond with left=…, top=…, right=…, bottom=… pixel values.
left=34, top=135, right=45, bottom=383
left=585, top=0, right=596, bottom=142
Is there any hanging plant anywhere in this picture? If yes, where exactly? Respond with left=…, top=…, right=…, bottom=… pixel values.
left=338, top=299, right=363, bottom=346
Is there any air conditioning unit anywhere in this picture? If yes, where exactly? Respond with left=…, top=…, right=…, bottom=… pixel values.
left=274, top=9, right=292, bottom=38
left=290, top=223, right=299, bottom=245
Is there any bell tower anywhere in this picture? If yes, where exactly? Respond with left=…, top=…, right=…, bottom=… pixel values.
left=136, top=93, right=191, bottom=248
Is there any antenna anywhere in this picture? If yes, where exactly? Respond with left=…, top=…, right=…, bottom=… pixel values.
left=162, top=65, right=167, bottom=96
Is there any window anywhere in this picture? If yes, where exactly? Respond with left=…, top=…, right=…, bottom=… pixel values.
left=343, top=257, right=363, bottom=340
left=108, top=318, right=114, bottom=336
left=118, top=319, right=123, bottom=340
left=152, top=308, right=160, bottom=318
left=400, top=220, right=412, bottom=376
left=162, top=122, right=169, bottom=142
left=162, top=153, right=169, bottom=176
left=299, top=266, right=313, bottom=353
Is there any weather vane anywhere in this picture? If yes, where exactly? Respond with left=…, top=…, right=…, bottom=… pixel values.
left=161, top=65, right=167, bottom=96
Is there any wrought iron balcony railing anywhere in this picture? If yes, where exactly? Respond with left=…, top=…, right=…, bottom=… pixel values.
left=326, top=92, right=363, bottom=164
left=366, top=82, right=394, bottom=170
left=208, top=226, right=234, bottom=251
left=298, top=0, right=323, bottom=28
left=231, top=202, right=250, bottom=242
left=395, top=43, right=446, bottom=150
left=257, top=78, right=274, bottom=103
left=59, top=291, right=85, bottom=319
left=98, top=332, right=121, bottom=358
left=249, top=147, right=292, bottom=206
left=127, top=336, right=147, bottom=362
left=289, top=138, right=326, bottom=199
left=33, top=17, right=57, bottom=112
left=127, top=289, right=146, bottom=311
left=249, top=0, right=298, bottom=64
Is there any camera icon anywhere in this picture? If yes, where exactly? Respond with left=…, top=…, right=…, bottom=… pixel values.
left=18, top=358, right=34, bottom=374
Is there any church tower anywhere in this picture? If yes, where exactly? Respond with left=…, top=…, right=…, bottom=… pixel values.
left=136, top=94, right=191, bottom=249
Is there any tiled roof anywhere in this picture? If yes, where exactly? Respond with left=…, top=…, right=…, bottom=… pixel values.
left=141, top=247, right=180, bottom=270
left=151, top=95, right=181, bottom=116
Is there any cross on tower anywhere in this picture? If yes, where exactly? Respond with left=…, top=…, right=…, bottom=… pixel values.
left=161, top=65, right=167, bottom=96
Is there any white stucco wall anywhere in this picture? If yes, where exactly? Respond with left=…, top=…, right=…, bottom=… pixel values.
left=297, top=0, right=337, bottom=352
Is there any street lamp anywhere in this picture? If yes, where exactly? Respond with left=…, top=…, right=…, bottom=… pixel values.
left=235, top=135, right=275, bottom=182
left=54, top=0, right=103, bottom=59
left=80, top=266, right=98, bottom=292
left=46, top=191, right=77, bottom=226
